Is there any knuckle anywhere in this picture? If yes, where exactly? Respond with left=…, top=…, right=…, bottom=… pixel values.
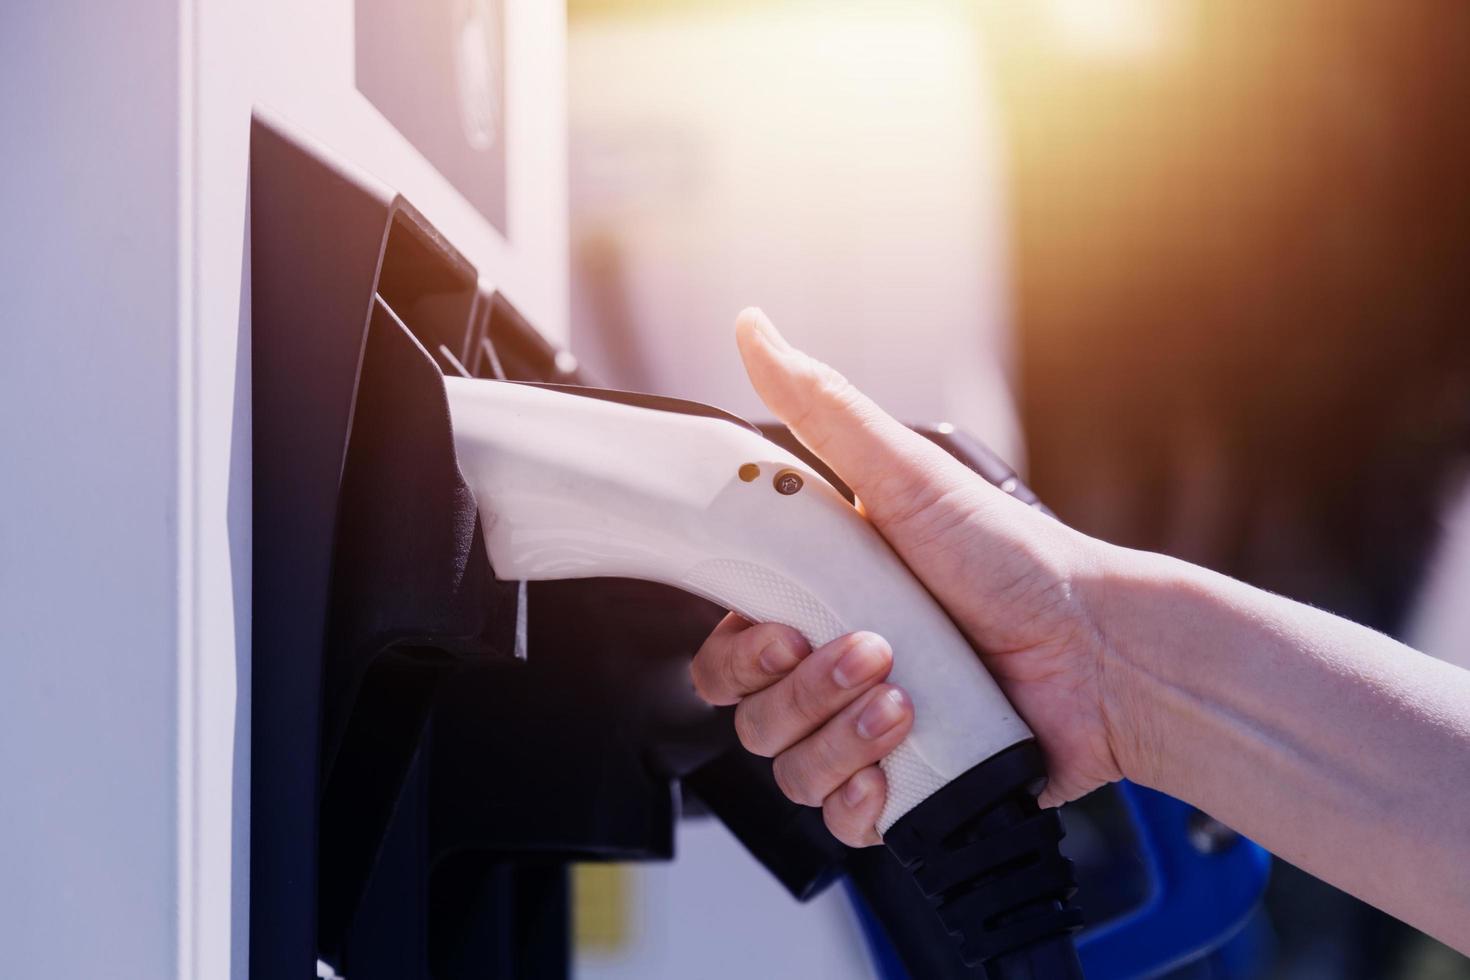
left=748, top=621, right=783, bottom=648
left=812, top=361, right=854, bottom=407
left=807, top=731, right=847, bottom=791
left=770, top=754, right=800, bottom=803
left=823, top=811, right=855, bottom=847
left=690, top=652, right=737, bottom=706
left=772, top=753, right=819, bottom=807
left=718, top=648, right=751, bottom=699
left=720, top=655, right=746, bottom=693
left=733, top=702, right=772, bottom=757
left=817, top=739, right=851, bottom=801
left=876, top=474, right=959, bottom=543
left=822, top=806, right=868, bottom=849
left=690, top=628, right=743, bottom=703
left=786, top=361, right=852, bottom=451
left=787, top=669, right=832, bottom=728
left=755, top=623, right=807, bottom=664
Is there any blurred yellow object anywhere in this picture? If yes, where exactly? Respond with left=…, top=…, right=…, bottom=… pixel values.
left=574, top=864, right=632, bottom=954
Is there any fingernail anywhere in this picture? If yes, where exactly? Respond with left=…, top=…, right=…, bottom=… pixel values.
left=832, top=636, right=889, bottom=689
left=740, top=307, right=791, bottom=354
left=843, top=773, right=871, bottom=806
left=759, top=637, right=804, bottom=675
left=857, top=688, right=909, bottom=740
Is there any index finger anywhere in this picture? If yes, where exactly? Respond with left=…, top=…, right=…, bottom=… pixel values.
left=690, top=613, right=810, bottom=706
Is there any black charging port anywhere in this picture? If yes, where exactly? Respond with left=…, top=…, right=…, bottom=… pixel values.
left=375, top=207, right=480, bottom=376
left=251, top=111, right=776, bottom=980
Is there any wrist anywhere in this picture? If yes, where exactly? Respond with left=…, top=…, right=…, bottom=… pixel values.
left=1076, top=539, right=1203, bottom=792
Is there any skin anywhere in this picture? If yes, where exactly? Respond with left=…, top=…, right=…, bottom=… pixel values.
left=690, top=307, right=1470, bottom=954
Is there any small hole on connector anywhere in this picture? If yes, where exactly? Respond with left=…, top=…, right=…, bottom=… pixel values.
left=738, top=463, right=760, bottom=482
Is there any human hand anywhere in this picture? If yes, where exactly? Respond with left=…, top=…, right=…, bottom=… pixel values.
left=690, top=308, right=1126, bottom=846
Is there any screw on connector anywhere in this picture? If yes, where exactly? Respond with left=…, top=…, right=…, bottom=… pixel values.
left=738, top=463, right=760, bottom=482
left=773, top=471, right=804, bottom=495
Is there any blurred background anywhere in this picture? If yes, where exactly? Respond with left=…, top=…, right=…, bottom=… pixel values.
left=564, top=1, right=1470, bottom=977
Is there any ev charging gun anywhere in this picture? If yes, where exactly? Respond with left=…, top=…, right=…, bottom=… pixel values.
left=445, top=378, right=1085, bottom=977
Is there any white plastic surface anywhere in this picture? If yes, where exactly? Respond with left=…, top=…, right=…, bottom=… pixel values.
left=445, top=379, right=1032, bottom=831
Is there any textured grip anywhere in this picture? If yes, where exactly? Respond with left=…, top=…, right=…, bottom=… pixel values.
left=876, top=742, right=949, bottom=833
left=682, top=557, right=950, bottom=831
left=684, top=558, right=845, bottom=648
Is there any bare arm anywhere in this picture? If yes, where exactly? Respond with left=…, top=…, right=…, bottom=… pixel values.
left=691, top=307, right=1470, bottom=953
left=1097, top=546, right=1470, bottom=951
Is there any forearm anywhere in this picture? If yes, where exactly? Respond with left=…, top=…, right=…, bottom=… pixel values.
left=1094, top=543, right=1470, bottom=951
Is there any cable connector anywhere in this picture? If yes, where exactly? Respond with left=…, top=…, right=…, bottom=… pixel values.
left=884, top=741, right=1085, bottom=973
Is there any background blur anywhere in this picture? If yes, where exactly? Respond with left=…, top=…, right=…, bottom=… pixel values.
left=565, top=1, right=1470, bottom=977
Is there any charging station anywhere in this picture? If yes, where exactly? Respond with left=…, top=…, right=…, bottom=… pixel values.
left=1, top=4, right=1269, bottom=977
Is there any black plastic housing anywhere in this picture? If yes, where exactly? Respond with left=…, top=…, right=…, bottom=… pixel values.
left=886, top=742, right=1084, bottom=971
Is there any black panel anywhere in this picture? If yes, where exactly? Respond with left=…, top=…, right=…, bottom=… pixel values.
left=250, top=110, right=397, bottom=980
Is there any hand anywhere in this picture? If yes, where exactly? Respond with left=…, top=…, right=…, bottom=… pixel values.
left=690, top=308, right=1126, bottom=847
left=691, top=614, right=912, bottom=846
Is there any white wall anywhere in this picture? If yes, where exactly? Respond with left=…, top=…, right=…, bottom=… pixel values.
left=0, top=1, right=567, bottom=976
left=569, top=1, right=1022, bottom=463
left=0, top=2, right=183, bottom=977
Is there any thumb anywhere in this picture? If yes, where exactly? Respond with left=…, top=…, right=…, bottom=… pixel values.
left=735, top=308, right=969, bottom=532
